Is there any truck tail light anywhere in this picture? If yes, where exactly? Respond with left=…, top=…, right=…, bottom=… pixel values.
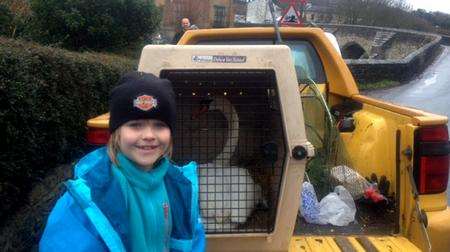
left=86, top=127, right=110, bottom=145
left=414, top=125, right=450, bottom=194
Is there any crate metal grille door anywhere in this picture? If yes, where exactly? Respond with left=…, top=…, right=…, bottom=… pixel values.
left=161, top=69, right=286, bottom=234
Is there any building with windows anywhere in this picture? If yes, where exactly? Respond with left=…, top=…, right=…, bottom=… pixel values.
left=156, top=0, right=249, bottom=40
left=154, top=0, right=340, bottom=41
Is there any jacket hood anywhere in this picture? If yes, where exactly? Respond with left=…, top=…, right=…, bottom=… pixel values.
left=74, top=147, right=113, bottom=189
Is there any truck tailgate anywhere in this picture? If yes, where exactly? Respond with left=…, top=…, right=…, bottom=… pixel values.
left=290, top=235, right=420, bottom=251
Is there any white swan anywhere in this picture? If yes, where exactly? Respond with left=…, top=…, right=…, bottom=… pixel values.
left=196, top=96, right=263, bottom=230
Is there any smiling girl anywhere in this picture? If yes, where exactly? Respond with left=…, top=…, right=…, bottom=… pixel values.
left=40, top=72, right=205, bottom=252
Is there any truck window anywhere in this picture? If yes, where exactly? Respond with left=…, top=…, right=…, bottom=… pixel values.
left=196, top=39, right=326, bottom=84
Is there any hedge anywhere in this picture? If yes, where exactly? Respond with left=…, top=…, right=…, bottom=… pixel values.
left=0, top=36, right=136, bottom=224
left=30, top=0, right=161, bottom=51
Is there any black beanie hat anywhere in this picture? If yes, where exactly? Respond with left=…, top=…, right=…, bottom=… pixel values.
left=109, top=72, right=176, bottom=133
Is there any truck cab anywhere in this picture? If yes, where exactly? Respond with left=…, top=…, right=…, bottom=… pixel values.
left=87, top=27, right=450, bottom=251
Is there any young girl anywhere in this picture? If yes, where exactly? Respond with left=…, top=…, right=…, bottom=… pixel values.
left=40, top=72, right=205, bottom=252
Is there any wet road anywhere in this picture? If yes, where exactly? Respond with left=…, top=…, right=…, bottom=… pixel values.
left=367, top=46, right=450, bottom=203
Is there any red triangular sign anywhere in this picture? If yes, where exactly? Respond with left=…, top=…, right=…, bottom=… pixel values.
left=280, top=5, right=302, bottom=26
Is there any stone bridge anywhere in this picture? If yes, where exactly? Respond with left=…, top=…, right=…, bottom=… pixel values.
left=319, top=24, right=443, bottom=83
left=321, top=24, right=437, bottom=60
left=237, top=22, right=444, bottom=83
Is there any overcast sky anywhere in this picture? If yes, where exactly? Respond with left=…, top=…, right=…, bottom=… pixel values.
left=406, top=0, right=450, bottom=14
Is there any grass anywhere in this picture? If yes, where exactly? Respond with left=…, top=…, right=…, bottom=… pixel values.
left=357, top=79, right=400, bottom=91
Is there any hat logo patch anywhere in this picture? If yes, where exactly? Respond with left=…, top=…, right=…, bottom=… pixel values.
left=133, top=95, right=158, bottom=111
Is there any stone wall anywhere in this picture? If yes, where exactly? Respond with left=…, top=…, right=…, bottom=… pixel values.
left=321, top=24, right=436, bottom=58
left=333, top=26, right=377, bottom=56
left=383, top=32, right=432, bottom=59
left=320, top=24, right=442, bottom=83
left=442, top=35, right=450, bottom=45
left=345, top=35, right=441, bottom=83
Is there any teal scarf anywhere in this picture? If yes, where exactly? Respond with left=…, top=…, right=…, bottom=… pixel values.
left=112, top=153, right=172, bottom=252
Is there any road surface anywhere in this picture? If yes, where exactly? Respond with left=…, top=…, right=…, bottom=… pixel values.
left=367, top=46, right=450, bottom=203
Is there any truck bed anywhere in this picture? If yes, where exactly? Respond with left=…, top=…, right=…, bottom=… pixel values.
left=289, top=235, right=421, bottom=251
left=294, top=199, right=397, bottom=236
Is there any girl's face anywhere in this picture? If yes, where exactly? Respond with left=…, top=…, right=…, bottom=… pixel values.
left=118, top=119, right=171, bottom=170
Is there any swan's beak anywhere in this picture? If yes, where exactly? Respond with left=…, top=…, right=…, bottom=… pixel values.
left=191, top=106, right=209, bottom=119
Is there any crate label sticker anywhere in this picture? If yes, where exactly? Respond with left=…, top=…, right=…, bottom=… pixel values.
left=192, top=55, right=246, bottom=63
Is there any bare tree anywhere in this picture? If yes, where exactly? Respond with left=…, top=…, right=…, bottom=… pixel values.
left=0, top=0, right=31, bottom=38
left=335, top=0, right=364, bottom=24
left=335, top=0, right=432, bottom=31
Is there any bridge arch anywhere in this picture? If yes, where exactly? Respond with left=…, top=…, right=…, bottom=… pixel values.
left=341, top=42, right=368, bottom=59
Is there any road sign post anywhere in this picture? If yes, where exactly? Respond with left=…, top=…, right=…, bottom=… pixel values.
left=278, top=0, right=307, bottom=27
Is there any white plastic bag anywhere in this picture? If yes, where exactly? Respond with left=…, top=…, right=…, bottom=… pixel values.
left=299, top=182, right=322, bottom=224
left=335, top=185, right=356, bottom=219
left=317, top=186, right=356, bottom=226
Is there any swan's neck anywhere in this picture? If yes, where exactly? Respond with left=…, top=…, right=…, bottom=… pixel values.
left=215, top=102, right=239, bottom=166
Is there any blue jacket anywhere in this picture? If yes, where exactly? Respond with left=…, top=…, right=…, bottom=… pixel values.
left=40, top=147, right=205, bottom=252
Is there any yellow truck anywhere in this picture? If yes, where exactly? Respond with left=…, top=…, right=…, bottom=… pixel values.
left=86, top=27, right=450, bottom=251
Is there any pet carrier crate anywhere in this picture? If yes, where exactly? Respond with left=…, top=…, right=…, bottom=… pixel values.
left=138, top=45, right=314, bottom=251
